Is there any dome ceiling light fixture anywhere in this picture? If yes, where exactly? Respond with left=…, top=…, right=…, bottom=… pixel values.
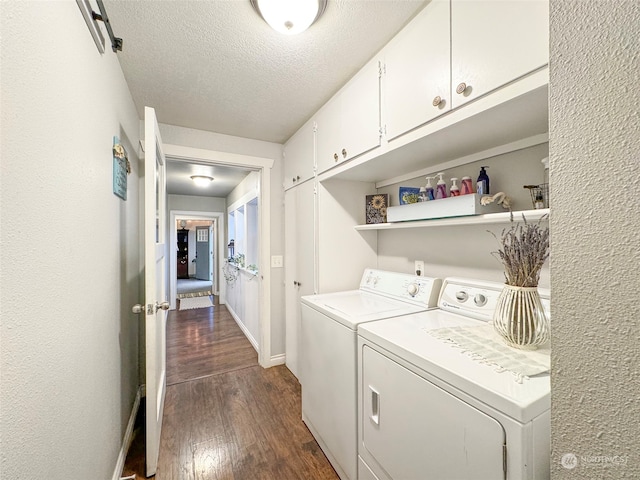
left=250, top=0, right=327, bottom=35
left=190, top=175, right=214, bottom=187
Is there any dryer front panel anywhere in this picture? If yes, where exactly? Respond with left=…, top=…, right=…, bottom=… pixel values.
left=361, top=345, right=506, bottom=480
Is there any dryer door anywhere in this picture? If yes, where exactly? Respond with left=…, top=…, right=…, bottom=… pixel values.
left=362, top=346, right=506, bottom=480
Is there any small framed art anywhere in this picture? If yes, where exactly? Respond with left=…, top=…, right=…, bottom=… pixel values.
left=365, top=194, right=389, bottom=224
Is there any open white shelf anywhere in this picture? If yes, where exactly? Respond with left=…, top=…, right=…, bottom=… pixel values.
left=355, top=208, right=549, bottom=231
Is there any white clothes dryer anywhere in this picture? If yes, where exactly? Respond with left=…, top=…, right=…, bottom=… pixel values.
left=357, top=278, right=551, bottom=480
left=300, top=269, right=442, bottom=480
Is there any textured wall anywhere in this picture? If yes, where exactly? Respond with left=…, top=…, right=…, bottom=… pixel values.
left=0, top=1, right=141, bottom=478
left=550, top=1, right=640, bottom=478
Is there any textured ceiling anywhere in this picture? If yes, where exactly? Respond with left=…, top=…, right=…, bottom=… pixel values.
left=104, top=0, right=427, bottom=197
left=105, top=0, right=427, bottom=144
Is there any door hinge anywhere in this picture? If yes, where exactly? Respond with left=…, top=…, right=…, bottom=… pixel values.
left=503, top=443, right=508, bottom=478
left=313, top=121, right=318, bottom=133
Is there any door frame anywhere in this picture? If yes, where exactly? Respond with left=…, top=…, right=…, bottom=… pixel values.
left=164, top=144, right=274, bottom=367
left=169, top=211, right=222, bottom=309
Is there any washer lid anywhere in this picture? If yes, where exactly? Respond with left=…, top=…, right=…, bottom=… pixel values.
left=301, top=290, right=427, bottom=329
left=358, top=310, right=550, bottom=423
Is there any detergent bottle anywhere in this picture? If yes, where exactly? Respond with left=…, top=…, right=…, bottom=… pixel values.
left=476, top=166, right=490, bottom=195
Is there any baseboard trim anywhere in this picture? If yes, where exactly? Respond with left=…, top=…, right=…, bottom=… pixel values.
left=112, top=386, right=142, bottom=480
left=226, top=303, right=260, bottom=353
left=267, top=353, right=286, bottom=367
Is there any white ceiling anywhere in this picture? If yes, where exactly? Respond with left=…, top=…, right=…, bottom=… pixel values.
left=165, top=160, right=253, bottom=196
left=104, top=0, right=428, bottom=196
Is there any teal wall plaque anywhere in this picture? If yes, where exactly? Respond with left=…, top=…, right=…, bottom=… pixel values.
left=112, top=136, right=127, bottom=200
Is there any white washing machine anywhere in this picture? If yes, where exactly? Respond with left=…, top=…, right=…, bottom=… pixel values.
left=300, top=269, right=442, bottom=480
left=357, top=278, right=551, bottom=480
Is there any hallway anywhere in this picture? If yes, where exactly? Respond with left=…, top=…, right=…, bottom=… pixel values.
left=122, top=303, right=338, bottom=479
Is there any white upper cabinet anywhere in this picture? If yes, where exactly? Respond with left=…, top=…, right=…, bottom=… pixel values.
left=284, top=119, right=316, bottom=190
left=384, top=0, right=451, bottom=141
left=451, top=0, right=549, bottom=108
left=316, top=60, right=381, bottom=175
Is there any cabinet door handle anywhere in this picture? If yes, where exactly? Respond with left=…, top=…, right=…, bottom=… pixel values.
left=370, top=385, right=380, bottom=426
left=296, top=175, right=300, bottom=180
left=333, top=153, right=339, bottom=162
left=432, top=95, right=443, bottom=107
left=456, top=82, right=468, bottom=95
left=292, top=177, right=296, bottom=182
left=342, top=148, right=347, bottom=158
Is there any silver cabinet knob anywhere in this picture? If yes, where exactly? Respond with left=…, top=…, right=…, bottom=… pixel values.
left=342, top=148, right=347, bottom=158
left=456, top=82, right=468, bottom=95
left=132, top=304, right=144, bottom=314
left=432, top=95, right=443, bottom=107
left=334, top=153, right=339, bottom=162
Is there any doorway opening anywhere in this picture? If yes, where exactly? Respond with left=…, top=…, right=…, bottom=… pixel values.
left=169, top=211, right=223, bottom=311
left=175, top=218, right=216, bottom=299
left=163, top=144, right=275, bottom=367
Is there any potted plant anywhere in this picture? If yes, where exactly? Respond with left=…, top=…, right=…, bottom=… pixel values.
left=490, top=214, right=550, bottom=349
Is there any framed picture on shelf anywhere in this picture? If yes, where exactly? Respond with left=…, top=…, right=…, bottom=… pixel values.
left=365, top=194, right=389, bottom=224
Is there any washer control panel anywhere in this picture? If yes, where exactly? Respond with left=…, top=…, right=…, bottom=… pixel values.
left=360, top=269, right=442, bottom=308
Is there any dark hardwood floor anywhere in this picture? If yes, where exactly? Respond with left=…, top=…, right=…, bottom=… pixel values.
left=122, top=299, right=338, bottom=480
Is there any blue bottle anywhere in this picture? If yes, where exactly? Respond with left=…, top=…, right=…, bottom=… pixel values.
left=476, top=166, right=490, bottom=195
left=435, top=173, right=447, bottom=199
left=424, top=176, right=435, bottom=201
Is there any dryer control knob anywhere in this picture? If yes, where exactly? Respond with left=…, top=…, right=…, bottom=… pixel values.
left=407, top=283, right=420, bottom=296
left=474, top=294, right=487, bottom=307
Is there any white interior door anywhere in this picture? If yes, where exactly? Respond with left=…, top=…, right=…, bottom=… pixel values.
left=144, top=106, right=168, bottom=477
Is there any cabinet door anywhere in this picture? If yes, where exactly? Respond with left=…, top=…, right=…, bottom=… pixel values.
left=451, top=0, right=549, bottom=108
left=361, top=346, right=506, bottom=480
left=284, top=119, right=315, bottom=190
left=340, top=60, right=381, bottom=162
left=315, top=97, right=342, bottom=175
left=317, top=61, right=381, bottom=175
left=284, top=180, right=316, bottom=379
left=384, top=0, right=450, bottom=141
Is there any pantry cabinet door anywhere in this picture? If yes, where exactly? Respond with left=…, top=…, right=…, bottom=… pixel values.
left=384, top=0, right=450, bottom=141
left=284, top=119, right=315, bottom=190
left=284, top=180, right=316, bottom=379
left=451, top=0, right=549, bottom=109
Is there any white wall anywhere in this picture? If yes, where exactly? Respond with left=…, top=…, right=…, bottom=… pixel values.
left=160, top=126, right=286, bottom=356
left=225, top=172, right=261, bottom=348
left=0, top=2, right=141, bottom=478
left=550, top=1, right=640, bottom=478
left=169, top=193, right=226, bottom=213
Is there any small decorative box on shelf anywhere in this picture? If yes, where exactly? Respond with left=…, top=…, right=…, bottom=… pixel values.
left=387, top=194, right=505, bottom=223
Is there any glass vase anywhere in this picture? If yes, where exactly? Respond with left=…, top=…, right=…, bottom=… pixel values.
left=492, top=284, right=549, bottom=350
